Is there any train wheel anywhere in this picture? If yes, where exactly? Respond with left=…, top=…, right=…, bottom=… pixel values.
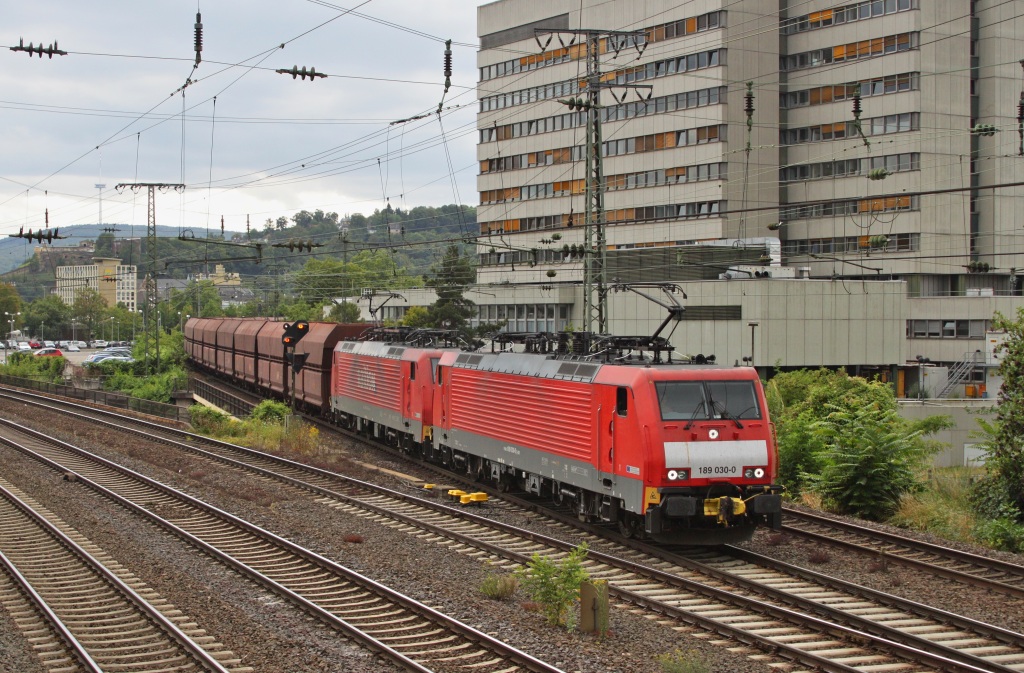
left=618, top=515, right=641, bottom=539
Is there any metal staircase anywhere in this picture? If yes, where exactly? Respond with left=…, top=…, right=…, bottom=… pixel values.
left=935, top=351, right=982, bottom=398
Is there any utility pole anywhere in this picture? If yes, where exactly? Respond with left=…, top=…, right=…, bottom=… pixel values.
left=115, top=183, right=184, bottom=374
left=535, top=27, right=650, bottom=335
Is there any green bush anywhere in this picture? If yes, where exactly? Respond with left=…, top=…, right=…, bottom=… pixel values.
left=973, top=506, right=1024, bottom=552
left=0, top=351, right=66, bottom=384
left=250, top=400, right=291, bottom=424
left=188, top=404, right=242, bottom=437
left=804, top=403, right=940, bottom=520
left=515, top=543, right=590, bottom=630
left=101, top=366, right=187, bottom=403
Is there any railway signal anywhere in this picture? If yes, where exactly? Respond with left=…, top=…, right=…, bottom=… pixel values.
left=286, top=351, right=309, bottom=373
left=282, top=321, right=309, bottom=347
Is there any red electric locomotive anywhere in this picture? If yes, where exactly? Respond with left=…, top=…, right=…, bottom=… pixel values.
left=331, top=328, right=783, bottom=545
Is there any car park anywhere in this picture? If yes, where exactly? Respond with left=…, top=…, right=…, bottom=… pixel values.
left=34, top=347, right=63, bottom=357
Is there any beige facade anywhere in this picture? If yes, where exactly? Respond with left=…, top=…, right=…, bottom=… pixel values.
left=471, top=0, right=1023, bottom=379
left=55, top=257, right=137, bottom=312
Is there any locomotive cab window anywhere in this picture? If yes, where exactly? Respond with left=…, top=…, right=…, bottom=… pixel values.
left=706, top=381, right=762, bottom=420
left=616, top=387, right=628, bottom=416
left=657, top=381, right=707, bottom=420
left=656, top=380, right=761, bottom=421
left=410, top=362, right=416, bottom=380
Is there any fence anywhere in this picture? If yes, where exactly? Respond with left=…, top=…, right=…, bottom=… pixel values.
left=0, top=374, right=190, bottom=423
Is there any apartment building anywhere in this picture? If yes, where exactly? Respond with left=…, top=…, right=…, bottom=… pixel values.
left=467, top=0, right=1023, bottom=386
left=55, top=257, right=138, bottom=312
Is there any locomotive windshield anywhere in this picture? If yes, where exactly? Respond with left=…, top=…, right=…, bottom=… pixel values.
left=656, top=380, right=762, bottom=422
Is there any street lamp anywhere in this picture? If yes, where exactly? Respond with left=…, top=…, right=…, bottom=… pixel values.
left=40, top=321, right=44, bottom=342
left=747, top=321, right=759, bottom=368
left=108, top=316, right=115, bottom=342
left=71, top=320, right=78, bottom=344
left=5, top=311, right=19, bottom=342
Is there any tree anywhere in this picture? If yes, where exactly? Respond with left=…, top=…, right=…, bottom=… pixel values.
left=23, top=295, right=71, bottom=340
left=0, top=282, right=23, bottom=327
left=766, top=368, right=951, bottom=508
left=401, top=306, right=431, bottom=328
left=72, top=288, right=109, bottom=339
left=329, top=300, right=361, bottom=323
left=425, top=244, right=476, bottom=334
left=971, top=308, right=1024, bottom=525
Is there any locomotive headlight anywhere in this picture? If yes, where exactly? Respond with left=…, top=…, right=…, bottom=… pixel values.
left=754, top=467, right=765, bottom=478
left=665, top=469, right=689, bottom=481
left=667, top=469, right=679, bottom=480
left=743, top=467, right=767, bottom=479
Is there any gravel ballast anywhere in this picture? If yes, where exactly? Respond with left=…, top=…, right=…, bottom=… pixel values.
left=0, top=401, right=773, bottom=673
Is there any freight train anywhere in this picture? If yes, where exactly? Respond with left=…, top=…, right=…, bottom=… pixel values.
left=185, top=318, right=783, bottom=544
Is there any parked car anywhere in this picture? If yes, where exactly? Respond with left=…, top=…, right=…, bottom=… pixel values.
left=65, top=343, right=80, bottom=352
left=34, top=347, right=63, bottom=357
left=28, top=340, right=42, bottom=348
left=77, top=341, right=88, bottom=348
left=91, top=340, right=108, bottom=348
left=43, top=340, right=55, bottom=348
left=17, top=342, right=31, bottom=351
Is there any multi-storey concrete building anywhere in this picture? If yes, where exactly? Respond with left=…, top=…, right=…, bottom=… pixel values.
left=467, top=0, right=1022, bottom=373
left=374, top=1, right=1024, bottom=463
left=55, top=257, right=137, bottom=312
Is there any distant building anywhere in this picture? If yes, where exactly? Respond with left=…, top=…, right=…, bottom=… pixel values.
left=55, top=257, right=137, bottom=311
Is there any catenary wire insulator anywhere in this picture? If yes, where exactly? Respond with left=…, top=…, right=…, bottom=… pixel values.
left=194, top=12, right=203, bottom=66
left=443, top=39, right=452, bottom=93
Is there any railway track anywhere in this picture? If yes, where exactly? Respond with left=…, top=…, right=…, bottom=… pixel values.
left=0, top=413, right=563, bottom=673
left=3, top=387, right=1024, bottom=672
left=780, top=507, right=1024, bottom=600
left=0, top=477, right=243, bottom=673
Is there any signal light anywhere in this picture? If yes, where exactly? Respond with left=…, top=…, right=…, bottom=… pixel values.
left=281, top=320, right=309, bottom=346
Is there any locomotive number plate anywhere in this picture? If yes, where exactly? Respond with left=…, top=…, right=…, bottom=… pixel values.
left=664, top=440, right=768, bottom=475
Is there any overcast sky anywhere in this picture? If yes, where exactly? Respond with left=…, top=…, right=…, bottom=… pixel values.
left=1, top=1, right=492, bottom=239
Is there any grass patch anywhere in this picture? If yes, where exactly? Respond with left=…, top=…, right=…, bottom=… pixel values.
left=480, top=572, right=518, bottom=601
left=890, top=468, right=980, bottom=544
left=657, top=649, right=709, bottom=673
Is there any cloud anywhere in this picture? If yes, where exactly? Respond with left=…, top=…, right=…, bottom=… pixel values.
left=1, top=0, right=487, bottom=236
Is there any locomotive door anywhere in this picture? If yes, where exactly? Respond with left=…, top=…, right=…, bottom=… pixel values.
left=599, top=386, right=630, bottom=487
